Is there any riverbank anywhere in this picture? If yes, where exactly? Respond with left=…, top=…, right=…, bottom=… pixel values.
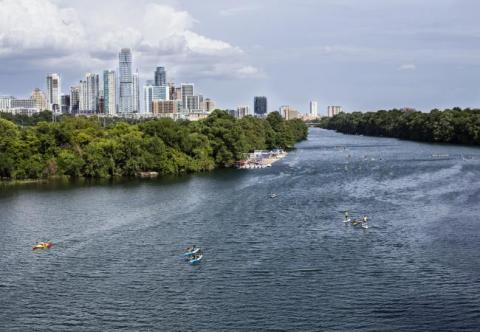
left=0, top=110, right=308, bottom=182
left=319, top=108, right=480, bottom=146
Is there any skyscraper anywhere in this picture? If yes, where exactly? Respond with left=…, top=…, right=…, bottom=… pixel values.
left=254, top=96, right=267, bottom=116
left=46, top=73, right=61, bottom=112
left=79, top=80, right=88, bottom=112
left=70, top=86, right=80, bottom=113
left=61, top=95, right=70, bottom=113
left=119, top=48, right=133, bottom=113
left=154, top=67, right=166, bottom=86
left=103, top=70, right=117, bottom=115
left=85, top=73, right=99, bottom=112
left=133, top=70, right=140, bottom=113
left=181, top=83, right=194, bottom=110
left=310, top=101, right=318, bottom=117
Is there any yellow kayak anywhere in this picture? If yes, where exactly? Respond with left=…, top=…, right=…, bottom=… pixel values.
left=32, top=241, right=53, bottom=251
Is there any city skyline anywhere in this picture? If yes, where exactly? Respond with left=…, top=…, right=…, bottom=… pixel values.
left=1, top=1, right=478, bottom=112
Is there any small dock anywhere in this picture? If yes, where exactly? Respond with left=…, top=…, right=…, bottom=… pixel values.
left=236, top=149, right=288, bottom=169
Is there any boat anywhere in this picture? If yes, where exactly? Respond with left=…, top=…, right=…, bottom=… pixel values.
left=343, top=218, right=351, bottom=223
left=183, top=247, right=201, bottom=257
left=362, top=223, right=369, bottom=229
left=32, top=241, right=53, bottom=251
left=189, top=254, right=203, bottom=265
left=351, top=220, right=363, bottom=227
left=270, top=193, right=277, bottom=198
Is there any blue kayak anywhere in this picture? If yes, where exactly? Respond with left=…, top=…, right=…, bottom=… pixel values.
left=189, top=255, right=203, bottom=265
left=183, top=248, right=200, bottom=257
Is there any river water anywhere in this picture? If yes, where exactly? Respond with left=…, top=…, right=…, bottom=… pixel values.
left=1, top=128, right=480, bottom=331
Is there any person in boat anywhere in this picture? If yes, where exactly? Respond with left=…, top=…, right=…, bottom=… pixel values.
left=362, top=216, right=369, bottom=223
left=344, top=211, right=349, bottom=220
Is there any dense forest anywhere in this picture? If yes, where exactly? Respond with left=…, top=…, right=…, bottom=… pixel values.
left=0, top=110, right=308, bottom=180
left=319, top=108, right=480, bottom=145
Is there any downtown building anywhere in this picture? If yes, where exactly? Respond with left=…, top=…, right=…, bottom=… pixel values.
left=327, top=106, right=343, bottom=117
left=254, top=96, right=268, bottom=117
left=46, top=73, right=61, bottom=112
left=154, top=67, right=167, bottom=86
left=144, top=81, right=170, bottom=114
left=103, top=70, right=117, bottom=115
left=119, top=48, right=134, bottom=113
left=70, top=86, right=80, bottom=113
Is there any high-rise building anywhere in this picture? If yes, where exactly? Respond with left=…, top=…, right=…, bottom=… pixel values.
left=46, top=73, right=61, bottom=112
left=204, top=98, right=216, bottom=112
left=79, top=80, right=88, bottom=112
left=103, top=70, right=117, bottom=115
left=61, top=95, right=70, bottom=113
left=133, top=70, right=140, bottom=113
left=174, top=87, right=182, bottom=101
left=310, top=101, right=318, bottom=117
left=186, top=95, right=201, bottom=111
left=144, top=82, right=170, bottom=114
left=70, top=86, right=80, bottom=113
left=237, top=106, right=249, bottom=118
left=154, top=67, right=166, bottom=86
left=31, top=88, right=48, bottom=111
left=327, top=106, right=343, bottom=117
left=86, top=73, right=99, bottom=112
left=119, top=48, right=133, bottom=113
left=181, top=83, right=194, bottom=110
left=280, top=105, right=301, bottom=120
left=254, top=96, right=267, bottom=116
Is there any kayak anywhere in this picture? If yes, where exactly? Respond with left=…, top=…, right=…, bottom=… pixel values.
left=183, top=248, right=201, bottom=257
left=32, top=242, right=53, bottom=251
left=351, top=220, right=363, bottom=227
left=189, top=255, right=203, bottom=265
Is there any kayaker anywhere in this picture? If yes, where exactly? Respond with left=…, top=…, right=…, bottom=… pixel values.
left=344, top=211, right=349, bottom=219
left=363, top=216, right=368, bottom=223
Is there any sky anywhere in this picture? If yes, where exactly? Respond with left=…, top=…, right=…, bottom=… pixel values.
left=0, top=0, right=479, bottom=114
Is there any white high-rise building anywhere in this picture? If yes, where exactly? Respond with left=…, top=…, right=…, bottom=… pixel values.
left=79, top=80, right=88, bottom=112
left=310, top=101, right=318, bottom=117
left=181, top=83, right=194, bottom=110
left=119, top=48, right=133, bottom=113
left=46, top=73, right=61, bottom=112
left=237, top=106, right=249, bottom=118
left=85, top=73, right=99, bottom=112
left=144, top=82, right=170, bottom=114
left=103, top=70, right=117, bottom=115
left=133, top=70, right=140, bottom=113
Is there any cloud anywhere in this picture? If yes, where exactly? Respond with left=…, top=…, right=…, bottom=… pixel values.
left=0, top=0, right=259, bottom=81
left=398, top=64, right=416, bottom=71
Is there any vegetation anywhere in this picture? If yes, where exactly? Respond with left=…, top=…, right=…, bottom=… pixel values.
left=0, top=110, right=308, bottom=180
left=319, top=108, right=480, bottom=145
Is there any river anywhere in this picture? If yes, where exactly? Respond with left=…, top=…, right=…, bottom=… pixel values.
left=1, top=128, right=480, bottom=331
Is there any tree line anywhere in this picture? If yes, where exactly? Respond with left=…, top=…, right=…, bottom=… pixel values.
left=319, top=108, right=480, bottom=145
left=0, top=110, right=308, bottom=180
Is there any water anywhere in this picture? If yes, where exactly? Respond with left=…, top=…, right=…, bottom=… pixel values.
left=1, top=128, right=480, bottom=331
